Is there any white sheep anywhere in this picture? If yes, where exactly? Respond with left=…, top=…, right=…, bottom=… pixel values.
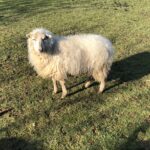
left=26, top=28, right=114, bottom=98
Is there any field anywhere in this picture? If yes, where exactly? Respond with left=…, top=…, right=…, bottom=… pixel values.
left=0, top=0, right=150, bottom=149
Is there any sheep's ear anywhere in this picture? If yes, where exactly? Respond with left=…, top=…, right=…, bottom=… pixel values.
left=26, top=33, right=31, bottom=38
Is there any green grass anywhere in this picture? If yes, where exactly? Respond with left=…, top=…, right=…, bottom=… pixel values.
left=0, top=0, right=150, bottom=149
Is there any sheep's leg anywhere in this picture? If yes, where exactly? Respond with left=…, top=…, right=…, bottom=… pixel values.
left=98, top=66, right=108, bottom=93
left=98, top=74, right=106, bottom=93
left=85, top=77, right=93, bottom=88
left=92, top=70, right=106, bottom=93
left=52, top=78, right=58, bottom=94
left=59, top=80, right=67, bottom=98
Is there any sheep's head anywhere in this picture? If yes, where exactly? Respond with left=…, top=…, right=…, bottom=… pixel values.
left=26, top=28, right=53, bottom=53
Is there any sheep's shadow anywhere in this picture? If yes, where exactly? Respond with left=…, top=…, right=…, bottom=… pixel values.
left=0, top=137, right=44, bottom=150
left=109, top=51, right=150, bottom=83
left=68, top=51, right=150, bottom=96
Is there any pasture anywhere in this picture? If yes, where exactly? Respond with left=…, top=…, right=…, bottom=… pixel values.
left=0, top=0, right=150, bottom=149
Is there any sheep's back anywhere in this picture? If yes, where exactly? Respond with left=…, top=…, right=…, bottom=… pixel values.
left=58, top=34, right=113, bottom=75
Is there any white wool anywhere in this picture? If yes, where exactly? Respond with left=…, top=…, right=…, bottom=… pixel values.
left=27, top=28, right=114, bottom=81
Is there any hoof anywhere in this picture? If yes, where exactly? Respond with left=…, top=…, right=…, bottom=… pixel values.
left=61, top=93, right=67, bottom=99
left=85, top=81, right=91, bottom=88
left=53, top=91, right=58, bottom=95
left=61, top=95, right=66, bottom=99
left=98, top=89, right=104, bottom=94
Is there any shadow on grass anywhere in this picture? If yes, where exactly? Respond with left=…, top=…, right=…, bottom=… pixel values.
left=0, top=0, right=57, bottom=25
left=67, top=81, right=88, bottom=96
left=0, top=108, right=13, bottom=117
left=0, top=0, right=107, bottom=25
left=109, top=51, right=150, bottom=83
left=0, top=137, right=44, bottom=150
left=119, top=120, right=150, bottom=150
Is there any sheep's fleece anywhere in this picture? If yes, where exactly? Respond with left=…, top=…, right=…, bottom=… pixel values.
left=27, top=28, right=114, bottom=98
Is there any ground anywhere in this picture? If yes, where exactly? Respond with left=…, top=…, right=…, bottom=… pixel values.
left=0, top=0, right=150, bottom=150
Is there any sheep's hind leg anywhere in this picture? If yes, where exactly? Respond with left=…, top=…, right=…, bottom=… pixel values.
left=92, top=70, right=106, bottom=93
left=98, top=74, right=105, bottom=93
left=52, top=78, right=58, bottom=94
left=59, top=80, right=67, bottom=99
left=85, top=77, right=93, bottom=88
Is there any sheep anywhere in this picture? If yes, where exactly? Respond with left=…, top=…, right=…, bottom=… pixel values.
left=26, top=28, right=114, bottom=98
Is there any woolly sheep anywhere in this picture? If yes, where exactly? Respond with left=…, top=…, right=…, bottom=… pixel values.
left=26, top=28, right=114, bottom=98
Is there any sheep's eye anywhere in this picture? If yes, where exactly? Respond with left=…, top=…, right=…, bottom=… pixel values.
left=32, top=39, right=36, bottom=41
left=43, top=36, right=49, bottom=40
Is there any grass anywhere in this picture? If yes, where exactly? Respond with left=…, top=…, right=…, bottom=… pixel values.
left=0, top=0, right=150, bottom=149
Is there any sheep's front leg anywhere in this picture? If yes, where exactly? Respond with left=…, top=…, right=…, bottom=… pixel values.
left=59, top=80, right=67, bottom=99
left=52, top=78, right=58, bottom=94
